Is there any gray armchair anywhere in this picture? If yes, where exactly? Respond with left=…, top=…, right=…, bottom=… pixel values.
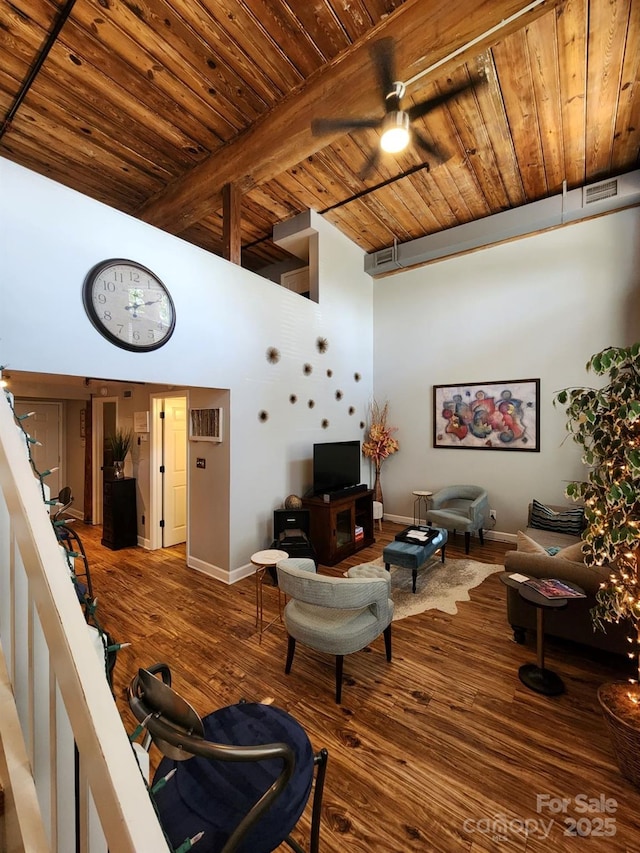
left=425, top=484, right=489, bottom=554
left=276, top=557, right=393, bottom=703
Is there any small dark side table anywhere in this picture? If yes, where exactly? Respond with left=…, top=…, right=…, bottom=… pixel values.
left=500, top=573, right=585, bottom=696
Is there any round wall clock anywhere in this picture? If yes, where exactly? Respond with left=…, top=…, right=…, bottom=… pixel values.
left=82, top=258, right=176, bottom=352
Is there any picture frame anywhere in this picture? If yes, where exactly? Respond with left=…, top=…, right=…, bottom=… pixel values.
left=189, top=407, right=223, bottom=443
left=433, top=378, right=540, bottom=451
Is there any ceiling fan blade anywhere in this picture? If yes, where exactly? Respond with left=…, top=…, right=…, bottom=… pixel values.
left=370, top=37, right=395, bottom=106
left=406, top=78, right=481, bottom=122
left=312, top=117, right=382, bottom=136
left=358, top=147, right=381, bottom=181
left=412, top=129, right=444, bottom=162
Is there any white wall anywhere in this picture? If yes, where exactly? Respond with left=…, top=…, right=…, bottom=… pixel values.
left=374, top=207, right=640, bottom=536
left=4, top=156, right=638, bottom=562
left=0, top=160, right=374, bottom=577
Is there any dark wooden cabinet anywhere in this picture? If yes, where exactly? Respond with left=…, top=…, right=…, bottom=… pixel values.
left=101, top=477, right=138, bottom=550
left=302, top=489, right=374, bottom=565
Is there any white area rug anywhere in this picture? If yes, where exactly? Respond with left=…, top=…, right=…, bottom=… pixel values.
left=353, top=556, right=503, bottom=621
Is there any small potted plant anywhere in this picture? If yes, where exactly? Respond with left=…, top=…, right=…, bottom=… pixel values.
left=555, top=343, right=640, bottom=785
left=362, top=400, right=399, bottom=506
left=108, top=428, right=133, bottom=479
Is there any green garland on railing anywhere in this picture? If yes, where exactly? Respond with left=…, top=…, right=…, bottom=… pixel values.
left=1, top=370, right=120, bottom=686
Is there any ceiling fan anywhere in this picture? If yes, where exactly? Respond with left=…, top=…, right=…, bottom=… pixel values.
left=312, top=37, right=482, bottom=179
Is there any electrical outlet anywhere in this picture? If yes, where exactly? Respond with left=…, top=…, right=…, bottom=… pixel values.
left=490, top=509, right=497, bottom=522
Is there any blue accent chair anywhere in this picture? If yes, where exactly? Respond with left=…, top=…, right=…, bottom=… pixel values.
left=128, top=664, right=328, bottom=853
left=425, top=484, right=490, bottom=554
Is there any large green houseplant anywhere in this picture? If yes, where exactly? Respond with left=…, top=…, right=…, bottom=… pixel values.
left=555, top=343, right=640, bottom=785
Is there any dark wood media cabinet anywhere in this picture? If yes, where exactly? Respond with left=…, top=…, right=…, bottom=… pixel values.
left=302, top=488, right=374, bottom=565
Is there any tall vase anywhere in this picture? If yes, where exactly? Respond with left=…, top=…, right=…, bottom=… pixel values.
left=373, top=466, right=383, bottom=505
left=113, top=460, right=125, bottom=479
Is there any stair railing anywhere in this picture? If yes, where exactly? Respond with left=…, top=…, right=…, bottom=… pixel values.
left=0, top=391, right=168, bottom=852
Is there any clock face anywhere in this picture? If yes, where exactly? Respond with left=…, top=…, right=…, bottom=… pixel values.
left=82, top=259, right=176, bottom=352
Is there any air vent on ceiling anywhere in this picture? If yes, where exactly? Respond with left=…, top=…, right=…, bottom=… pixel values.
left=584, top=179, right=618, bottom=205
left=374, top=247, right=395, bottom=266
left=364, top=243, right=402, bottom=274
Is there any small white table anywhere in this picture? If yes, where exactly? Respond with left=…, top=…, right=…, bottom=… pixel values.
left=412, top=490, right=433, bottom=526
left=251, top=549, right=288, bottom=642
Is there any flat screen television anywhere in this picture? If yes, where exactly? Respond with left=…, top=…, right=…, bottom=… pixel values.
left=313, top=440, right=361, bottom=495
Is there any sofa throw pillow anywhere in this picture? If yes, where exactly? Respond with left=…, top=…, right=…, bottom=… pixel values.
left=555, top=541, right=585, bottom=562
left=516, top=531, right=585, bottom=562
left=516, top=531, right=547, bottom=554
left=529, top=499, right=584, bottom=537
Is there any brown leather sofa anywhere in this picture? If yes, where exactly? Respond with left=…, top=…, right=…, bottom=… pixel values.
left=504, top=504, right=629, bottom=655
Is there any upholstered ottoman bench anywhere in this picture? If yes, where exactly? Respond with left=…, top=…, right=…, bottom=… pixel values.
left=382, top=528, right=448, bottom=593
left=346, top=563, right=389, bottom=581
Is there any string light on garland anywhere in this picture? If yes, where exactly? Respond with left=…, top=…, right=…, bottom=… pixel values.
left=151, top=767, right=177, bottom=793
left=175, top=832, right=205, bottom=853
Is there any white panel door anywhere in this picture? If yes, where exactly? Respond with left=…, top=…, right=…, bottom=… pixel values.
left=14, top=400, right=62, bottom=498
left=163, top=396, right=187, bottom=547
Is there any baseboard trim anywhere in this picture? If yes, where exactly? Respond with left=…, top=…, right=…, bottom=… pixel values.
left=187, top=555, right=255, bottom=585
left=228, top=563, right=256, bottom=584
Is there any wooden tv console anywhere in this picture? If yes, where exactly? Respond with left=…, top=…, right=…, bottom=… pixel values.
left=302, top=488, right=374, bottom=566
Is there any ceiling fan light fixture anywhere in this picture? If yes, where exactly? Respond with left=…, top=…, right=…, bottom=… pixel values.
left=380, top=111, right=410, bottom=153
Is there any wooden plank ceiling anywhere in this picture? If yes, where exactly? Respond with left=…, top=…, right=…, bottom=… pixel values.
left=0, top=0, right=638, bottom=273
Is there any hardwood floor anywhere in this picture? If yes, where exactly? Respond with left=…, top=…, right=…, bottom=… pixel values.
left=76, top=522, right=640, bottom=852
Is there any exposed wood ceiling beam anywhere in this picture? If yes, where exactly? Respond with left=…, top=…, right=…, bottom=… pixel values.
left=222, top=183, right=241, bottom=265
left=138, top=0, right=561, bottom=235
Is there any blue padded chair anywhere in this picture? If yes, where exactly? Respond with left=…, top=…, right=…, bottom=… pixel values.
left=128, top=664, right=327, bottom=853
left=425, top=484, right=489, bottom=554
left=276, top=557, right=393, bottom=704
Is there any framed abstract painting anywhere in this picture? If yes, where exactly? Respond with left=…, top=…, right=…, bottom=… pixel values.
left=433, top=378, right=540, bottom=451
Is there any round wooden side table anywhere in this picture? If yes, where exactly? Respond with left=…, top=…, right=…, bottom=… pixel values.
left=500, top=573, right=585, bottom=696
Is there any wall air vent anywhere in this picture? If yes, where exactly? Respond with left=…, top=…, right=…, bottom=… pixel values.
left=363, top=242, right=402, bottom=274
left=584, top=179, right=618, bottom=205
left=375, top=247, right=395, bottom=266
